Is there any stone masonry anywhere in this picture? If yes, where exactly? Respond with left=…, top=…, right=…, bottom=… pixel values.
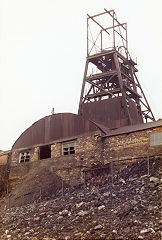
left=103, top=126, right=162, bottom=164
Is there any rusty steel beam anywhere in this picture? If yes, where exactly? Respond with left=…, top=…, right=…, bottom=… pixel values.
left=85, top=88, right=120, bottom=99
left=87, top=9, right=114, bottom=19
left=87, top=49, right=115, bottom=60
left=124, top=85, right=141, bottom=98
left=104, top=8, right=126, bottom=30
left=89, top=31, right=101, bottom=55
left=104, top=23, right=127, bottom=31
left=86, top=70, right=117, bottom=81
left=79, top=10, right=155, bottom=128
left=87, top=14, right=110, bottom=36
left=113, top=52, right=132, bottom=124
left=114, top=29, right=127, bottom=42
left=78, top=59, right=89, bottom=114
left=105, top=73, right=117, bottom=84
left=86, top=79, right=115, bottom=97
left=134, top=73, right=155, bottom=120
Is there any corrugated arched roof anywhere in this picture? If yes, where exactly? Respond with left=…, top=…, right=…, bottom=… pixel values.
left=12, top=113, right=99, bottom=150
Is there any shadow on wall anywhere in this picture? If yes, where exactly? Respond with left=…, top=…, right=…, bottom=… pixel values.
left=4, top=166, right=63, bottom=208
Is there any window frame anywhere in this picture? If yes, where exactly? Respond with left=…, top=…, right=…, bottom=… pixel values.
left=62, top=141, right=75, bottom=156
left=19, top=151, right=30, bottom=163
left=150, top=132, right=162, bottom=146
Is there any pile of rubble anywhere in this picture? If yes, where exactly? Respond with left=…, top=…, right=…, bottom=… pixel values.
left=0, top=158, right=161, bottom=240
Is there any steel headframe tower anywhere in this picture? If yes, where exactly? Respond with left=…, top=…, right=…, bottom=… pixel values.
left=78, top=9, right=155, bottom=128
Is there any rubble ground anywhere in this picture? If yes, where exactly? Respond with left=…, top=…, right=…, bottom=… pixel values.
left=0, top=158, right=161, bottom=240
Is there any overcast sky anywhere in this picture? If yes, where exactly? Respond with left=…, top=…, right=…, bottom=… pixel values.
left=0, top=0, right=162, bottom=150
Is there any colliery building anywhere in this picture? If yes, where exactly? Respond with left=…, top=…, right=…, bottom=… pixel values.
left=0, top=10, right=162, bottom=193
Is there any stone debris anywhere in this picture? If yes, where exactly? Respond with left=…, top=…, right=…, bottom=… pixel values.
left=0, top=158, right=161, bottom=240
left=6, top=235, right=11, bottom=239
left=74, top=232, right=83, bottom=237
left=58, top=209, right=69, bottom=217
left=140, top=228, right=155, bottom=234
left=138, top=236, right=144, bottom=239
left=103, top=191, right=110, bottom=197
left=119, top=178, right=126, bottom=184
left=77, top=210, right=89, bottom=217
left=150, top=176, right=159, bottom=184
left=93, top=225, right=103, bottom=231
left=98, top=205, right=105, bottom=210
left=76, top=201, right=84, bottom=208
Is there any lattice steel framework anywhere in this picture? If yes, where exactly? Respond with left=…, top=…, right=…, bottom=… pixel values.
left=78, top=9, right=155, bottom=124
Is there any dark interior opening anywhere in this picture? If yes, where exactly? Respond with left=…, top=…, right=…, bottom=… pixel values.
left=40, top=145, right=51, bottom=159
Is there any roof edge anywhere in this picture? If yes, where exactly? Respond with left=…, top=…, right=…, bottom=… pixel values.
left=102, top=119, right=162, bottom=138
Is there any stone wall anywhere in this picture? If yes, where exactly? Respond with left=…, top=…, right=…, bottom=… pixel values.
left=0, top=153, right=8, bottom=165
left=11, top=131, right=102, bottom=167
left=0, top=153, right=11, bottom=197
left=7, top=131, right=103, bottom=192
left=0, top=165, right=7, bottom=196
left=51, top=143, right=62, bottom=158
left=103, top=126, right=162, bottom=164
left=50, top=131, right=103, bottom=168
left=11, top=147, right=39, bottom=166
left=3, top=126, right=162, bottom=196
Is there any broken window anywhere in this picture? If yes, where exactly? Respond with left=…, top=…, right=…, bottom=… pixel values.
left=19, top=151, right=30, bottom=163
left=62, top=141, right=75, bottom=155
left=150, top=132, right=162, bottom=146
left=39, top=145, right=51, bottom=159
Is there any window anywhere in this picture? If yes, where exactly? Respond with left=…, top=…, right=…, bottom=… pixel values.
left=62, top=141, right=75, bottom=155
left=19, top=151, right=30, bottom=163
left=150, top=132, right=162, bottom=146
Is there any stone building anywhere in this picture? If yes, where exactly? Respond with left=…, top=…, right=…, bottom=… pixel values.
left=5, top=115, right=162, bottom=190
left=1, top=10, right=162, bottom=195
left=10, top=115, right=162, bottom=168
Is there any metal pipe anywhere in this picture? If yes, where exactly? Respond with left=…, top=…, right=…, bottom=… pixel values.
left=147, top=149, right=150, bottom=176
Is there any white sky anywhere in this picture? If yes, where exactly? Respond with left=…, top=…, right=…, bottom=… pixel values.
left=0, top=0, right=162, bottom=150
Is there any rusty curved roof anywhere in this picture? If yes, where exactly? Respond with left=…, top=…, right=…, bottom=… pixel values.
left=12, top=113, right=99, bottom=150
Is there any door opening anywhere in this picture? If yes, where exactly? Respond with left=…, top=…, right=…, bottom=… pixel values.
left=39, top=145, right=51, bottom=159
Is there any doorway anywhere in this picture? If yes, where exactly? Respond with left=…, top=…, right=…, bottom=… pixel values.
left=39, top=145, right=51, bottom=159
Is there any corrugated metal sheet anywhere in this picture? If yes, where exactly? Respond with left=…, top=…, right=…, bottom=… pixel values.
left=12, top=113, right=98, bottom=150
left=82, top=97, right=123, bottom=129
left=81, top=96, right=142, bottom=129
left=128, top=97, right=143, bottom=125
left=103, top=119, right=162, bottom=138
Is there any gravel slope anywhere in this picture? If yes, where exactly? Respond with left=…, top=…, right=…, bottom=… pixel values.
left=0, top=158, right=161, bottom=240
